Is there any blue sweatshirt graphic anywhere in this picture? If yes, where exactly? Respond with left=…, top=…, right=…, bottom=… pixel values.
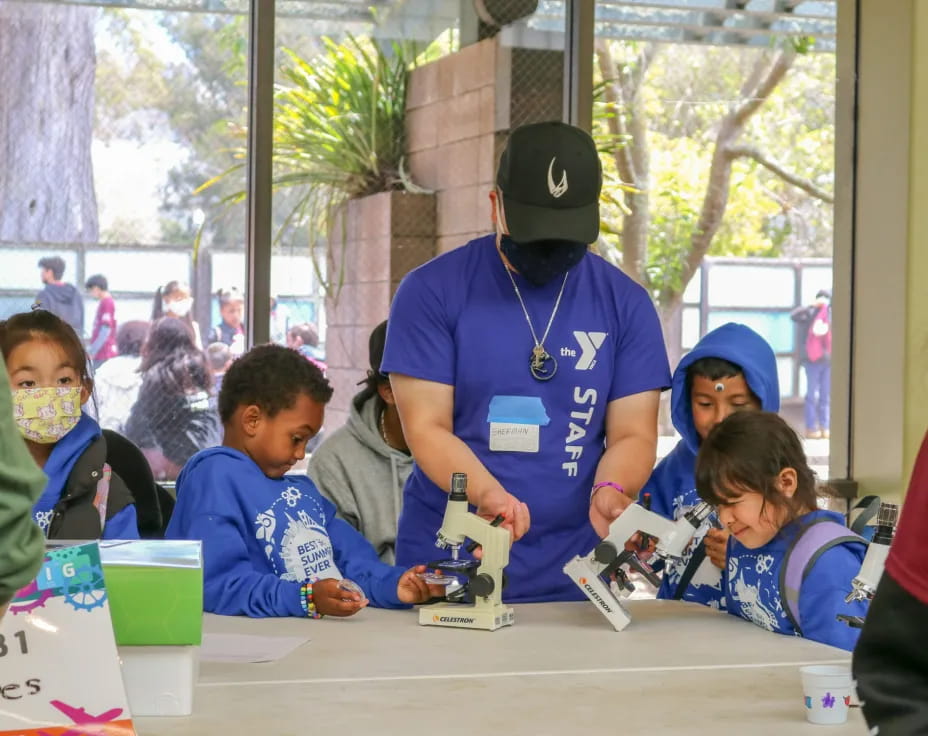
left=723, top=509, right=868, bottom=651
left=166, top=447, right=406, bottom=618
left=642, top=323, right=779, bottom=606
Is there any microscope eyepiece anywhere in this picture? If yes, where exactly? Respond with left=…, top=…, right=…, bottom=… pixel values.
left=450, top=472, right=468, bottom=502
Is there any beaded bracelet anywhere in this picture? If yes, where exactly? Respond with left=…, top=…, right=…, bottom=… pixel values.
left=590, top=480, right=626, bottom=503
left=300, top=582, right=322, bottom=619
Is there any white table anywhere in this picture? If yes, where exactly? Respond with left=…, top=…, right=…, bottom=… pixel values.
left=136, top=600, right=867, bottom=735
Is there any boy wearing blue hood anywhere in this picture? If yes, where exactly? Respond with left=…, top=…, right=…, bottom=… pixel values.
left=640, top=323, right=779, bottom=608
left=166, top=344, right=441, bottom=618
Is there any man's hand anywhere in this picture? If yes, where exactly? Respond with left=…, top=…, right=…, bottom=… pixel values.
left=397, top=565, right=450, bottom=604
left=474, top=486, right=530, bottom=542
left=590, top=485, right=633, bottom=537
left=311, top=578, right=368, bottom=617
left=704, top=528, right=730, bottom=570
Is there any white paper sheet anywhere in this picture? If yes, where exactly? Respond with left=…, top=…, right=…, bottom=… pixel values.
left=200, top=633, right=310, bottom=663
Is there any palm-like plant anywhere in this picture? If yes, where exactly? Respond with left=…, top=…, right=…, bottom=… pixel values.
left=198, top=35, right=423, bottom=295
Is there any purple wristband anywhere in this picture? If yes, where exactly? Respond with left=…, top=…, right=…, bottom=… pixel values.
left=591, top=481, right=626, bottom=502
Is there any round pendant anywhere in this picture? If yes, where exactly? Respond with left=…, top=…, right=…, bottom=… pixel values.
left=529, top=349, right=557, bottom=381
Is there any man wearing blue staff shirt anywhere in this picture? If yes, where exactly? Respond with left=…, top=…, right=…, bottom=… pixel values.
left=382, top=121, right=671, bottom=602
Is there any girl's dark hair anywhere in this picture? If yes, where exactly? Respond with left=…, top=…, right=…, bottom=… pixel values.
left=695, top=411, right=818, bottom=523
left=140, top=317, right=211, bottom=395
left=0, top=310, right=91, bottom=387
left=151, top=280, right=194, bottom=326
left=116, top=321, right=150, bottom=357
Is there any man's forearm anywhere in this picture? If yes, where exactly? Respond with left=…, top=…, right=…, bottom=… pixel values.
left=593, top=434, right=657, bottom=500
left=406, top=426, right=505, bottom=505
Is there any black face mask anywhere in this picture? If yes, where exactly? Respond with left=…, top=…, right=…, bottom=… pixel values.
left=499, top=235, right=587, bottom=286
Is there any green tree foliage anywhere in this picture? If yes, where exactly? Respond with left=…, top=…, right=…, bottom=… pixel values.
left=595, top=40, right=835, bottom=328
left=93, top=11, right=249, bottom=245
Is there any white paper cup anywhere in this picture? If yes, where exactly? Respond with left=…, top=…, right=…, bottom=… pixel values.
left=800, top=665, right=853, bottom=725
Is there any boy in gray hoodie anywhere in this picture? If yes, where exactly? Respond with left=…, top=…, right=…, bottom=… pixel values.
left=309, top=321, right=412, bottom=563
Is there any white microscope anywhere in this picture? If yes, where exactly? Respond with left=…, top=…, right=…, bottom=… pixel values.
left=564, top=501, right=716, bottom=631
left=418, top=473, right=515, bottom=632
left=838, top=501, right=899, bottom=628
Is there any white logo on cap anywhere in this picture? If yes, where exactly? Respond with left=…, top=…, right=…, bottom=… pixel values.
left=547, top=158, right=568, bottom=198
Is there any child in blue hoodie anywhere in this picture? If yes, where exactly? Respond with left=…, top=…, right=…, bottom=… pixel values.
left=639, top=323, right=779, bottom=608
left=696, top=411, right=867, bottom=651
left=166, top=344, right=442, bottom=618
left=1, top=310, right=139, bottom=540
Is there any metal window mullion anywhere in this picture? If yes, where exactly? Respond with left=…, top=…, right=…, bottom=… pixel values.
left=564, top=0, right=594, bottom=132
left=245, top=0, right=275, bottom=347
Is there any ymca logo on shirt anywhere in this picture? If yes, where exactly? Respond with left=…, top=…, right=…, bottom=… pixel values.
left=570, top=331, right=607, bottom=370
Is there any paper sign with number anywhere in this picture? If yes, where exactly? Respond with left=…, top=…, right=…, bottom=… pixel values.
left=0, top=542, right=135, bottom=736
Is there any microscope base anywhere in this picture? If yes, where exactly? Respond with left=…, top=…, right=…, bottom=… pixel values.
left=419, top=602, right=514, bottom=631
left=563, top=555, right=634, bottom=632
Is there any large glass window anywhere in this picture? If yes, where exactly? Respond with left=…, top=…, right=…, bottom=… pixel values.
left=591, top=1, right=837, bottom=474
left=0, top=3, right=247, bottom=480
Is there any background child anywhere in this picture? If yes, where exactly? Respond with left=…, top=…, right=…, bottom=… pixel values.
left=125, top=317, right=221, bottom=481
left=152, top=280, right=202, bottom=348
left=209, top=287, right=245, bottom=356
left=639, top=323, right=778, bottom=607
left=696, top=410, right=867, bottom=651
left=84, top=273, right=117, bottom=367
left=0, top=310, right=138, bottom=540
left=287, top=322, right=326, bottom=374
left=166, top=344, right=441, bottom=618
left=206, top=341, right=232, bottom=395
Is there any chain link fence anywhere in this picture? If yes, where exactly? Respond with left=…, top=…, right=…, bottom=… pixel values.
left=1, top=0, right=577, bottom=477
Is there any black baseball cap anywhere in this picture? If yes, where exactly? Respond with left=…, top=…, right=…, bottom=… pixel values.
left=496, top=121, right=602, bottom=245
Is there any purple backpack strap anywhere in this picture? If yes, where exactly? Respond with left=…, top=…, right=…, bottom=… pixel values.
left=779, top=519, right=863, bottom=635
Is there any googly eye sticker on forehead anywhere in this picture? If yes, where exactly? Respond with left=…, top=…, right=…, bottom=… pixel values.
left=714, top=382, right=725, bottom=393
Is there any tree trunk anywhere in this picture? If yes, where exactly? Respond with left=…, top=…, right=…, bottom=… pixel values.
left=0, top=4, right=98, bottom=242
left=596, top=42, right=657, bottom=284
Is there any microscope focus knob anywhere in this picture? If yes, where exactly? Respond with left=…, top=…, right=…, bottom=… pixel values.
left=469, top=573, right=495, bottom=598
left=594, top=541, right=619, bottom=565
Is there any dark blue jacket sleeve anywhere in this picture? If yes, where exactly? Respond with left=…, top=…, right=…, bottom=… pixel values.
left=103, top=505, right=139, bottom=540
left=183, top=510, right=305, bottom=618
left=799, top=544, right=869, bottom=651
left=322, top=494, right=405, bottom=609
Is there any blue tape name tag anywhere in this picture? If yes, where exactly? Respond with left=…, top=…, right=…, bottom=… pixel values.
left=487, top=396, right=549, bottom=453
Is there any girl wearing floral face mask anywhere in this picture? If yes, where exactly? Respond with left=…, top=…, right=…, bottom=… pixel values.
left=0, top=310, right=139, bottom=540
left=152, top=280, right=203, bottom=349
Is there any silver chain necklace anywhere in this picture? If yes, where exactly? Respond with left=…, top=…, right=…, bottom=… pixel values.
left=501, top=256, right=568, bottom=381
